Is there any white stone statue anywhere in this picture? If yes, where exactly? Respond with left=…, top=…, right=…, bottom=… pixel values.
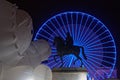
left=33, top=64, right=52, bottom=80
left=3, top=65, right=34, bottom=80
left=17, top=39, right=51, bottom=68
left=0, top=1, right=52, bottom=80
left=0, top=0, right=33, bottom=66
left=1, top=64, right=52, bottom=80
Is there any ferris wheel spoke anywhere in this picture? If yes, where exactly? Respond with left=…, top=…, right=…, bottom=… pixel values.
left=41, top=28, right=54, bottom=38
left=63, top=56, right=71, bottom=67
left=49, top=42, right=54, bottom=46
left=75, top=13, right=82, bottom=41
left=68, top=56, right=74, bottom=67
left=86, top=40, right=114, bottom=49
left=70, top=13, right=74, bottom=40
left=83, top=62, right=99, bottom=80
left=47, top=57, right=60, bottom=65
left=80, top=17, right=95, bottom=43
left=86, top=55, right=113, bottom=75
left=87, top=55, right=114, bottom=66
left=85, top=33, right=111, bottom=47
left=86, top=31, right=110, bottom=47
left=79, top=16, right=89, bottom=42
left=82, top=20, right=100, bottom=43
left=82, top=57, right=98, bottom=72
left=46, top=24, right=58, bottom=36
left=86, top=53, right=103, bottom=57
left=85, top=51, right=115, bottom=55
left=49, top=20, right=65, bottom=39
left=78, top=14, right=89, bottom=42
left=88, top=56, right=112, bottom=74
left=62, top=61, right=67, bottom=67
left=57, top=62, right=63, bottom=68
left=77, top=13, right=84, bottom=40
left=38, top=34, right=53, bottom=42
left=50, top=60, right=61, bottom=68
left=84, top=27, right=106, bottom=46
left=51, top=49, right=56, bottom=53
left=88, top=57, right=103, bottom=67
left=83, top=24, right=101, bottom=43
left=87, top=53, right=115, bottom=59
left=82, top=58, right=104, bottom=79
left=82, top=59, right=94, bottom=73
left=84, top=58, right=104, bottom=80
left=87, top=46, right=115, bottom=51
left=87, top=60, right=105, bottom=79
left=82, top=60, right=92, bottom=73
left=51, top=45, right=56, bottom=48
left=48, top=55, right=57, bottom=61
left=65, top=13, right=72, bottom=35
left=75, top=13, right=79, bottom=40
left=49, top=54, right=56, bottom=58
left=59, top=14, right=68, bottom=33
left=54, top=16, right=66, bottom=37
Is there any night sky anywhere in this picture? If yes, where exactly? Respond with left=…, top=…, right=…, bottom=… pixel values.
left=7, top=0, right=120, bottom=78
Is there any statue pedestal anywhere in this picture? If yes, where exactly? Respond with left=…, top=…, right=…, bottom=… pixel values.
left=52, top=68, right=88, bottom=80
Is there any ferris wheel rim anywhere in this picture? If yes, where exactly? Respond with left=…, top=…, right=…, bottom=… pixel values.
left=34, top=11, right=117, bottom=79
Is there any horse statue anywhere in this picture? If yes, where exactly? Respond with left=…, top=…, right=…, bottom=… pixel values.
left=53, top=32, right=87, bottom=67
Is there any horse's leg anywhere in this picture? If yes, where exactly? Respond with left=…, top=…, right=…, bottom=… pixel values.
left=75, top=54, right=83, bottom=67
left=54, top=55, right=58, bottom=62
left=80, top=46, right=87, bottom=60
left=73, top=58, right=79, bottom=64
left=60, top=56, right=64, bottom=67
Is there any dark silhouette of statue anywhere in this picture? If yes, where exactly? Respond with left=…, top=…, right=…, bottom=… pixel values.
left=53, top=32, right=87, bottom=67
left=65, top=32, right=73, bottom=49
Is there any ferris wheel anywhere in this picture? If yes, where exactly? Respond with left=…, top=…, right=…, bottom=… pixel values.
left=34, top=11, right=117, bottom=80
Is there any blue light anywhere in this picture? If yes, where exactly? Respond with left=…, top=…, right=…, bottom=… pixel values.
left=34, top=11, right=117, bottom=80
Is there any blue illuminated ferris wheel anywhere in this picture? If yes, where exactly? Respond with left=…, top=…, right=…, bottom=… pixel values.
left=34, top=11, right=116, bottom=80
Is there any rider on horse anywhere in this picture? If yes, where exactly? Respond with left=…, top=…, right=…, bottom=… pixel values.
left=65, top=32, right=73, bottom=49
left=53, top=32, right=87, bottom=67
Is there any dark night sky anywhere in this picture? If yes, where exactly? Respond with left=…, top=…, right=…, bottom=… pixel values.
left=7, top=0, right=120, bottom=78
